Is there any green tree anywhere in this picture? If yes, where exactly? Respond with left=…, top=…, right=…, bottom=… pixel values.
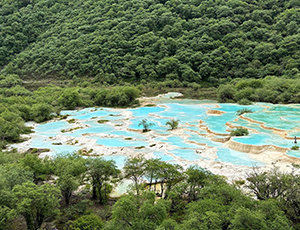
left=138, top=119, right=155, bottom=132
left=58, top=88, right=82, bottom=110
left=87, top=158, right=120, bottom=204
left=107, top=191, right=169, bottom=230
left=0, top=110, right=26, bottom=142
left=185, top=166, right=212, bottom=202
left=13, top=182, right=61, bottom=230
left=246, top=167, right=300, bottom=220
left=181, top=211, right=222, bottom=230
left=0, top=206, right=16, bottom=230
left=0, top=164, right=33, bottom=191
left=236, top=108, right=253, bottom=116
left=157, top=219, right=179, bottom=230
left=54, top=154, right=87, bottom=206
left=217, top=85, right=237, bottom=102
left=66, top=213, right=103, bottom=230
left=230, top=207, right=267, bottom=230
left=31, top=103, right=53, bottom=123
left=57, top=174, right=79, bottom=206
left=20, top=154, right=53, bottom=184
left=123, top=156, right=146, bottom=196
left=156, top=162, right=183, bottom=199
left=165, top=118, right=180, bottom=130
left=144, top=158, right=161, bottom=191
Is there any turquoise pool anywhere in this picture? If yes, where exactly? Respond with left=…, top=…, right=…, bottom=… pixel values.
left=17, top=100, right=300, bottom=167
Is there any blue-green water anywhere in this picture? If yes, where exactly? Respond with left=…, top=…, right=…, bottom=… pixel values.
left=18, top=100, right=300, bottom=167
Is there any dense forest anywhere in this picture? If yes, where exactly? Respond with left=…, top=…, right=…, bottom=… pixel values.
left=0, top=0, right=300, bottom=83
left=1, top=152, right=300, bottom=230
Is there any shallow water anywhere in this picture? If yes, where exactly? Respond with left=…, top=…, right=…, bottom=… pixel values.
left=170, top=149, right=203, bottom=161
left=16, top=99, right=300, bottom=167
left=94, top=137, right=148, bottom=147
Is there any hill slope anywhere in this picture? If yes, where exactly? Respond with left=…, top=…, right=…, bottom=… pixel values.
left=1, top=0, right=300, bottom=83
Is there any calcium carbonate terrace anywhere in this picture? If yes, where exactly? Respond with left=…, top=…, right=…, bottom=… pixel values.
left=13, top=94, right=300, bottom=174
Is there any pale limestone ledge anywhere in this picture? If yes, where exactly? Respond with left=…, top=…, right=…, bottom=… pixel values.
left=139, top=92, right=183, bottom=106
left=12, top=132, right=296, bottom=183
left=13, top=126, right=295, bottom=182
left=10, top=94, right=300, bottom=184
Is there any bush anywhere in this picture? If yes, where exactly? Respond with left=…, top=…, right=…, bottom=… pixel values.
left=165, top=119, right=180, bottom=130
left=217, top=85, right=236, bottom=103
left=230, top=128, right=249, bottom=136
left=236, top=108, right=253, bottom=116
left=31, top=103, right=53, bottom=123
left=291, top=145, right=299, bottom=150
left=138, top=119, right=155, bottom=132
left=238, top=98, right=253, bottom=105
left=58, top=88, right=82, bottom=110
left=94, top=86, right=140, bottom=107
left=66, top=214, right=103, bottom=230
left=234, top=87, right=255, bottom=102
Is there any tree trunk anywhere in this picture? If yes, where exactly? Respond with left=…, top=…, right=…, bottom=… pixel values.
left=65, top=189, right=71, bottom=206
left=36, top=212, right=45, bottom=230
left=164, top=183, right=171, bottom=200
left=92, top=184, right=97, bottom=199
left=160, top=179, right=164, bottom=197
left=104, top=183, right=107, bottom=204
left=24, top=213, right=34, bottom=230
left=149, top=176, right=153, bottom=190
left=98, top=183, right=103, bottom=204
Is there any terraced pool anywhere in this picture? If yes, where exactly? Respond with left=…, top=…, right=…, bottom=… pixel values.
left=13, top=96, right=300, bottom=169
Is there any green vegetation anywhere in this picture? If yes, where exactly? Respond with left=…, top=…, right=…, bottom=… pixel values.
left=291, top=145, right=299, bottom=150
left=1, top=0, right=300, bottom=228
left=1, top=0, right=300, bottom=148
left=144, top=104, right=156, bottom=107
left=1, top=153, right=298, bottom=229
left=138, top=119, right=155, bottom=132
left=67, top=214, right=104, bottom=230
left=1, top=0, right=300, bottom=85
left=61, top=127, right=82, bottom=133
left=230, top=127, right=249, bottom=136
left=13, top=182, right=61, bottom=230
left=67, top=119, right=76, bottom=124
left=0, top=77, right=140, bottom=148
left=86, top=158, right=120, bottom=204
left=217, top=77, right=300, bottom=104
left=52, top=142, right=62, bottom=145
left=236, top=108, right=253, bottom=116
left=97, top=120, right=109, bottom=124
left=165, top=118, right=180, bottom=130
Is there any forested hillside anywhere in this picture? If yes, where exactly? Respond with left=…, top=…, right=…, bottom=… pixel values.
left=1, top=0, right=300, bottom=83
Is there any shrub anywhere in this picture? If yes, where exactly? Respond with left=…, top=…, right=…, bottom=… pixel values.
left=165, top=119, right=180, bottom=130
left=94, top=86, right=140, bottom=107
left=31, top=103, right=53, bottom=122
left=97, top=120, right=109, bottom=124
left=291, top=145, right=299, bottom=150
left=58, top=88, right=82, bottom=110
left=67, top=119, right=76, bottom=123
left=230, top=128, right=249, bottom=136
left=217, top=84, right=236, bottom=103
left=138, top=119, right=155, bottom=132
left=236, top=108, right=253, bottom=116
left=66, top=214, right=103, bottom=230
left=238, top=98, right=253, bottom=105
